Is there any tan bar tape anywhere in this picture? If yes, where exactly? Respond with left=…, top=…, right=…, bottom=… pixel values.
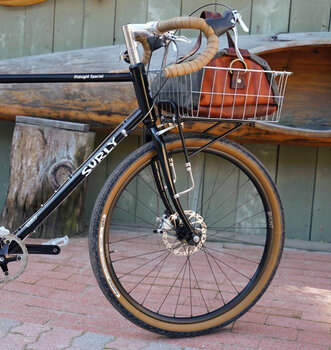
left=111, top=17, right=218, bottom=76
left=156, top=17, right=219, bottom=78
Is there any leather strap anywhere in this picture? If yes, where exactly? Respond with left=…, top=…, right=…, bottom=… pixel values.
left=227, top=47, right=250, bottom=58
left=177, top=10, right=238, bottom=64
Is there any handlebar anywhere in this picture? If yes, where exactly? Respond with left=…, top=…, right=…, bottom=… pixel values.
left=119, top=10, right=246, bottom=77
left=155, top=17, right=219, bottom=78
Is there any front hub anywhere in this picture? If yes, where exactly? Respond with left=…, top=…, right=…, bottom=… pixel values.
left=159, top=210, right=207, bottom=256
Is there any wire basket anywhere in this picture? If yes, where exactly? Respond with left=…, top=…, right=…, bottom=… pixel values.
left=149, top=66, right=292, bottom=123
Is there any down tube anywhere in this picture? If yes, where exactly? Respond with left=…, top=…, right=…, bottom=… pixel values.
left=15, top=108, right=144, bottom=241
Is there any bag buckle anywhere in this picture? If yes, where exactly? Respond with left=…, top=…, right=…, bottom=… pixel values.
left=229, top=59, right=247, bottom=89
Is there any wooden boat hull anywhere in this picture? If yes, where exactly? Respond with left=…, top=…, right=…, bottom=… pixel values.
left=0, top=33, right=330, bottom=145
left=0, top=0, right=46, bottom=6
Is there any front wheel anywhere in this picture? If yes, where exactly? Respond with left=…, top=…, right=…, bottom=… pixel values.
left=89, top=134, right=284, bottom=336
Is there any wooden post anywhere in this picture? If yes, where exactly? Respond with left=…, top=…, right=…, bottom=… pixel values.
left=0, top=116, right=95, bottom=238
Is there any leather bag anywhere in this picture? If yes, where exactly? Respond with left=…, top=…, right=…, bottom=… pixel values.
left=197, top=48, right=279, bottom=119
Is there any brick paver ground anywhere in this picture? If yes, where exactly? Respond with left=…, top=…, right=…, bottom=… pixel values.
left=0, top=237, right=330, bottom=350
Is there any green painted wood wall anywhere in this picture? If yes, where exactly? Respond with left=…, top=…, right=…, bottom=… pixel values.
left=0, top=1, right=330, bottom=243
left=0, top=123, right=330, bottom=243
left=79, top=130, right=331, bottom=243
left=0, top=0, right=331, bottom=60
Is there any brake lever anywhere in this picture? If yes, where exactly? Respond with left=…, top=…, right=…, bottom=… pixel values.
left=164, top=32, right=191, bottom=44
left=230, top=10, right=249, bottom=61
left=232, top=10, right=249, bottom=33
left=163, top=32, right=191, bottom=53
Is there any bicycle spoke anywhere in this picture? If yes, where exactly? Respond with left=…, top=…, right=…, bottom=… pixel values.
left=208, top=210, right=265, bottom=241
left=202, top=247, right=240, bottom=294
left=114, top=205, right=156, bottom=228
left=110, top=232, right=156, bottom=244
left=110, top=222, right=156, bottom=229
left=198, top=166, right=235, bottom=217
left=110, top=227, right=177, bottom=244
left=204, top=248, right=226, bottom=305
left=189, top=256, right=193, bottom=317
left=204, top=178, right=250, bottom=222
left=157, top=251, right=190, bottom=314
left=201, top=157, right=222, bottom=218
left=112, top=247, right=169, bottom=264
left=174, top=254, right=190, bottom=317
left=137, top=172, right=162, bottom=200
left=195, top=155, right=206, bottom=214
left=210, top=226, right=267, bottom=230
left=203, top=244, right=260, bottom=265
left=202, top=246, right=252, bottom=281
left=188, top=256, right=210, bottom=313
left=208, top=191, right=260, bottom=228
left=141, top=251, right=170, bottom=306
left=124, top=188, right=161, bottom=219
left=118, top=250, right=169, bottom=280
left=128, top=250, right=173, bottom=294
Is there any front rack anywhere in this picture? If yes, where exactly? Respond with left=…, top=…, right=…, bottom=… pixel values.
left=149, top=66, right=292, bottom=123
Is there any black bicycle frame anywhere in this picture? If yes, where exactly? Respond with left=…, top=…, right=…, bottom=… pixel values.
left=0, top=63, right=193, bottom=242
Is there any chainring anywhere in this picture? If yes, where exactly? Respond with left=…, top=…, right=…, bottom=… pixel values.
left=0, top=234, right=28, bottom=283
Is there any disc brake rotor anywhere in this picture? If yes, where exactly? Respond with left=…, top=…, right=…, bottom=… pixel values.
left=161, top=210, right=207, bottom=256
left=0, top=234, right=28, bottom=283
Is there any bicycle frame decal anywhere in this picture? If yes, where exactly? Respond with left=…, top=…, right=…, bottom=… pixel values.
left=73, top=74, right=105, bottom=80
left=0, top=72, right=132, bottom=84
left=82, top=138, right=118, bottom=177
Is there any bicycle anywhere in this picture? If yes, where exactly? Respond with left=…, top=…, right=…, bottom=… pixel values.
left=0, top=3, right=291, bottom=337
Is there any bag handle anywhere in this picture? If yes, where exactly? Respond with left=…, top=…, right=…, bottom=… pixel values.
left=177, top=11, right=236, bottom=64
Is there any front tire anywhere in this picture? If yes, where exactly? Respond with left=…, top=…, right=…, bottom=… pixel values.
left=89, top=134, right=284, bottom=336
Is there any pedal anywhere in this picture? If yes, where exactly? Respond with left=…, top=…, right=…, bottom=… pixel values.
left=0, top=226, right=10, bottom=236
left=42, top=235, right=69, bottom=247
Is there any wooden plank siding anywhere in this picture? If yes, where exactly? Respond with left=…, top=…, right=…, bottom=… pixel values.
left=0, top=0, right=331, bottom=60
left=0, top=6, right=25, bottom=60
left=53, top=0, right=85, bottom=52
left=83, top=0, right=116, bottom=48
left=78, top=133, right=331, bottom=243
left=276, top=145, right=318, bottom=241
left=4, top=126, right=330, bottom=241
left=0, top=1, right=330, bottom=244
left=310, top=147, right=331, bottom=242
left=289, top=0, right=331, bottom=33
left=250, top=0, right=291, bottom=35
left=23, top=0, right=55, bottom=56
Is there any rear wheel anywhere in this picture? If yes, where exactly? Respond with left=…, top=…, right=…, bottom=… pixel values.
left=89, top=134, right=284, bottom=336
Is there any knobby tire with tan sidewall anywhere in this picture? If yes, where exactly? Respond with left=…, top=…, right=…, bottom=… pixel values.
left=89, top=134, right=284, bottom=336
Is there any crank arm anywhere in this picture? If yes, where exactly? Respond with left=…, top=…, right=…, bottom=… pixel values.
left=26, top=244, right=61, bottom=255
